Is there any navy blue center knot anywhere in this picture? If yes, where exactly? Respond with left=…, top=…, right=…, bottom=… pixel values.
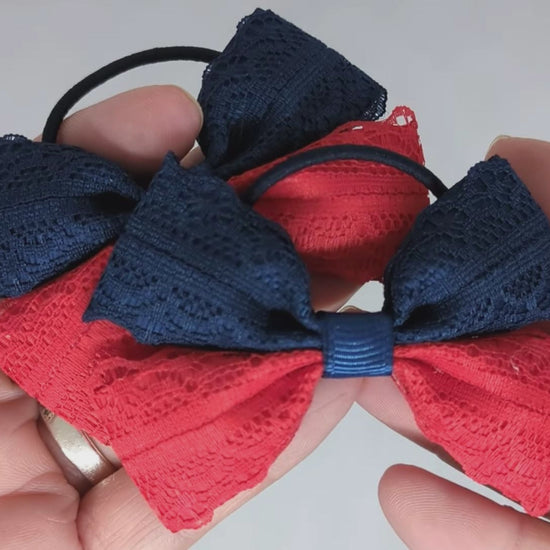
left=315, top=310, right=394, bottom=378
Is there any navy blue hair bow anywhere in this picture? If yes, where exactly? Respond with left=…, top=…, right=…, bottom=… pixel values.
left=2, top=5, right=549, bottom=378
left=1, top=8, right=386, bottom=298
left=81, top=152, right=550, bottom=377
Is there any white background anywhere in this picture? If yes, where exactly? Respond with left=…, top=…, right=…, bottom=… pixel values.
left=1, top=1, right=549, bottom=548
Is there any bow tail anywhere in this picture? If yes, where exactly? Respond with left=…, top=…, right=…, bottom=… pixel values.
left=393, top=324, right=550, bottom=517
left=92, top=349, right=322, bottom=531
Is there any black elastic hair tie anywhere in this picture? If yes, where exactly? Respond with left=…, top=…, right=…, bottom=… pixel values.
left=242, top=144, right=448, bottom=203
left=42, top=46, right=220, bottom=144
left=42, top=46, right=447, bottom=200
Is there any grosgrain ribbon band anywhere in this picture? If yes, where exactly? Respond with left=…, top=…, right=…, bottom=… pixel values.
left=317, top=311, right=394, bottom=377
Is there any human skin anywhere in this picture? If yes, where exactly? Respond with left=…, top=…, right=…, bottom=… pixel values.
left=0, top=85, right=549, bottom=549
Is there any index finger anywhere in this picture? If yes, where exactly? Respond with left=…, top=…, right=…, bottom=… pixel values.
left=34, top=84, right=203, bottom=178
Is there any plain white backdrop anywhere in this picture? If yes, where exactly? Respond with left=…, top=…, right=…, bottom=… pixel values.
left=1, top=1, right=549, bottom=548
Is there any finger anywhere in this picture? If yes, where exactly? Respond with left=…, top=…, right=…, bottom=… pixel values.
left=310, top=274, right=360, bottom=311
left=379, top=464, right=550, bottom=550
left=1, top=301, right=80, bottom=550
left=35, top=84, right=203, bottom=178
left=0, top=367, right=81, bottom=549
left=0, top=370, right=25, bottom=401
left=77, top=377, right=360, bottom=550
left=357, top=136, right=550, bottom=460
left=486, top=136, right=550, bottom=218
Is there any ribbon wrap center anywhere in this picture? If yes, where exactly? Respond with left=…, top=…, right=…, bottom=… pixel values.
left=316, top=310, right=394, bottom=377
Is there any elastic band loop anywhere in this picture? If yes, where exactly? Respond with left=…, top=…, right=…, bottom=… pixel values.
left=42, top=46, right=220, bottom=144
left=242, top=144, right=448, bottom=203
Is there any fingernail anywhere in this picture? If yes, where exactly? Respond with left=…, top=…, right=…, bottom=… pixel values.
left=488, top=134, right=511, bottom=152
left=180, top=145, right=205, bottom=168
left=180, top=88, right=204, bottom=129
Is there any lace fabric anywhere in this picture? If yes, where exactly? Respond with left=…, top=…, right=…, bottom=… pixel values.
left=0, top=112, right=429, bottom=530
left=0, top=134, right=141, bottom=296
left=198, top=8, right=387, bottom=179
left=385, top=156, right=550, bottom=343
left=83, top=157, right=321, bottom=351
left=394, top=322, right=550, bottom=516
left=230, top=106, right=428, bottom=285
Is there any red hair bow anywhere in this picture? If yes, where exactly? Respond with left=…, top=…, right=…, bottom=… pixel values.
left=0, top=109, right=438, bottom=530
left=3, top=106, right=550, bottom=531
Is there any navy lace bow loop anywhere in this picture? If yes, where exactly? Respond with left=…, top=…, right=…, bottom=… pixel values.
left=0, top=8, right=386, bottom=298
left=197, top=8, right=387, bottom=179
left=385, top=156, right=550, bottom=345
left=0, top=135, right=143, bottom=296
left=84, top=154, right=550, bottom=378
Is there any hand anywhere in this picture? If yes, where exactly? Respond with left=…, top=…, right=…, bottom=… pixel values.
left=357, top=136, right=550, bottom=549
left=3, top=85, right=547, bottom=550
left=0, top=85, right=363, bottom=550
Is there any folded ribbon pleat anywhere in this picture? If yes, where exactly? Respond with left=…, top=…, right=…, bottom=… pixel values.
left=83, top=158, right=321, bottom=349
left=198, top=8, right=387, bottom=178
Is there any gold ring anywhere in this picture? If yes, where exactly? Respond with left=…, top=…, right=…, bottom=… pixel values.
left=37, top=405, right=120, bottom=494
